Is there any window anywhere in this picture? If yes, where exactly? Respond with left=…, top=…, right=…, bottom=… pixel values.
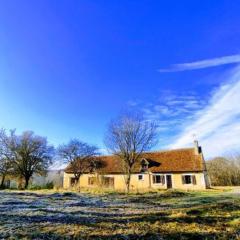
left=140, top=159, right=149, bottom=172
left=152, top=174, right=165, bottom=184
left=182, top=175, right=197, bottom=185
left=101, top=176, right=114, bottom=188
left=138, top=174, right=144, bottom=181
left=141, top=164, right=148, bottom=172
left=88, top=177, right=97, bottom=186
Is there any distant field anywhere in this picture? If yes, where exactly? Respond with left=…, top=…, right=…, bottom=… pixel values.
left=0, top=188, right=239, bottom=239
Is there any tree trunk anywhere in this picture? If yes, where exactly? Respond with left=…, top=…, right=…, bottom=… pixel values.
left=24, top=176, right=30, bottom=189
left=126, top=173, right=131, bottom=193
left=76, top=177, right=81, bottom=192
left=73, top=174, right=81, bottom=192
left=0, top=175, right=6, bottom=189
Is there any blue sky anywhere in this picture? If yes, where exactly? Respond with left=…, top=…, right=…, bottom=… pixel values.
left=0, top=1, right=240, bottom=158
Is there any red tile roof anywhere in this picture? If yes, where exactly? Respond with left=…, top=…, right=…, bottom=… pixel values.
left=65, top=148, right=205, bottom=174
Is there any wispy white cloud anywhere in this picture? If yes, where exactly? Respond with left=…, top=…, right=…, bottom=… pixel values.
left=169, top=65, right=240, bottom=158
left=158, top=54, right=240, bottom=72
left=140, top=92, right=206, bottom=146
left=143, top=92, right=206, bottom=122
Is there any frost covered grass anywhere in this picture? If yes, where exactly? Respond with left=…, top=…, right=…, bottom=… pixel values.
left=0, top=189, right=239, bottom=239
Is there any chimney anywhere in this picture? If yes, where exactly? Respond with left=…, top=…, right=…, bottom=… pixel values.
left=194, top=140, right=202, bottom=155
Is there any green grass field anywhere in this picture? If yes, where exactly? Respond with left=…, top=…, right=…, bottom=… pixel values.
left=0, top=188, right=239, bottom=239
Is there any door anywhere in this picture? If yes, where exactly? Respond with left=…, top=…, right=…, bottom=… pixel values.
left=166, top=175, right=172, bottom=189
left=70, top=177, right=77, bottom=187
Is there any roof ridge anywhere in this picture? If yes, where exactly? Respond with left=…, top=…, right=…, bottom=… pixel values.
left=98, top=147, right=194, bottom=158
left=144, top=147, right=194, bottom=154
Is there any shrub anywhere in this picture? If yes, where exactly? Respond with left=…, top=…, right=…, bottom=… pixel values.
left=28, top=184, right=42, bottom=190
left=45, top=181, right=54, bottom=189
left=28, top=181, right=54, bottom=190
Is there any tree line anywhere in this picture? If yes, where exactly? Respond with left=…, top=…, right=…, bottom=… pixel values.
left=206, top=156, right=240, bottom=186
left=0, top=112, right=158, bottom=191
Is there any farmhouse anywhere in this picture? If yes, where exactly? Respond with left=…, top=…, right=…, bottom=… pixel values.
left=63, top=141, right=210, bottom=190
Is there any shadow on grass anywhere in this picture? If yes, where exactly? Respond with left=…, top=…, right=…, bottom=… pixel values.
left=89, top=232, right=238, bottom=240
left=1, top=204, right=237, bottom=227
left=1, top=231, right=238, bottom=240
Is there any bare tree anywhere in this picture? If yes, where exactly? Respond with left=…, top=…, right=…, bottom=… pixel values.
left=0, top=129, right=14, bottom=188
left=58, top=139, right=99, bottom=189
left=7, top=131, right=54, bottom=189
left=104, top=112, right=158, bottom=192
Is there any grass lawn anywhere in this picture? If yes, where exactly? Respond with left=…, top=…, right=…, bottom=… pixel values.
left=0, top=188, right=239, bottom=239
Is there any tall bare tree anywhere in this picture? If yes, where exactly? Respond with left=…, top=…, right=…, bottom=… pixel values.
left=7, top=131, right=54, bottom=189
left=105, top=112, right=158, bottom=192
left=58, top=139, right=99, bottom=189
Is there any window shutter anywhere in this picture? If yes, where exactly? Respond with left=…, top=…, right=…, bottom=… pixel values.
left=161, top=175, right=165, bottom=184
left=192, top=175, right=197, bottom=185
left=182, top=175, right=185, bottom=184
left=152, top=175, right=156, bottom=184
